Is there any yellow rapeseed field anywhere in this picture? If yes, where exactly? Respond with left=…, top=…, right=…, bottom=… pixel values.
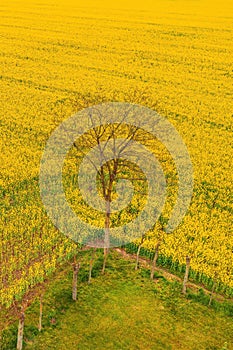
left=0, top=0, right=232, bottom=306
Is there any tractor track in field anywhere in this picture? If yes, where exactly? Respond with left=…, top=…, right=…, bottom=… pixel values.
left=114, top=247, right=231, bottom=303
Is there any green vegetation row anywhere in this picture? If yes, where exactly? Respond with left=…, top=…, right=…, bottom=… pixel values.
left=124, top=243, right=233, bottom=298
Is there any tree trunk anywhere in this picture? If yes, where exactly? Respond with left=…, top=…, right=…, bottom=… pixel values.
left=88, top=247, right=96, bottom=284
left=38, top=296, right=43, bottom=331
left=208, top=280, right=217, bottom=306
left=17, top=311, right=25, bottom=350
left=72, top=262, right=80, bottom=301
left=102, top=200, right=110, bottom=274
left=102, top=248, right=108, bottom=275
left=135, top=244, right=142, bottom=270
left=150, top=242, right=160, bottom=280
left=135, top=235, right=145, bottom=270
left=182, top=256, right=191, bottom=294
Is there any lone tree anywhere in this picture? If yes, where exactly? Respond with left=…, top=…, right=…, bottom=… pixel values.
left=72, top=121, right=147, bottom=273
left=61, top=103, right=173, bottom=274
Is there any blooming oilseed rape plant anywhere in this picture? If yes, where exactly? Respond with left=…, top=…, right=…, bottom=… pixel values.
left=0, top=0, right=233, bottom=308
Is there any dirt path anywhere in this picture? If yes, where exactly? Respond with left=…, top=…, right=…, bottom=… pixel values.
left=114, top=247, right=229, bottom=302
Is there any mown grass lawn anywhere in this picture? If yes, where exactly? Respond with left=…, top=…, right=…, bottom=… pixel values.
left=2, top=250, right=233, bottom=350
